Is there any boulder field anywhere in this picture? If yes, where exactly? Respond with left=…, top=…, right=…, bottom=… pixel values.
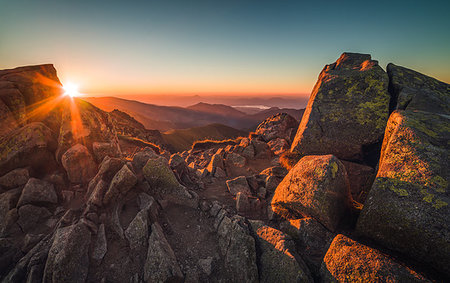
left=0, top=52, right=448, bottom=282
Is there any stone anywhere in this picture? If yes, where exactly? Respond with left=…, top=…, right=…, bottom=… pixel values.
left=103, top=164, right=137, bottom=205
left=255, top=113, right=299, bottom=143
left=356, top=110, right=450, bottom=276
left=0, top=168, right=29, bottom=191
left=22, top=233, right=45, bottom=253
left=131, top=147, right=158, bottom=172
left=225, top=152, right=246, bottom=168
left=236, top=192, right=249, bottom=212
left=92, top=141, right=119, bottom=162
left=217, top=215, right=258, bottom=282
left=91, top=223, right=107, bottom=262
left=291, top=52, right=390, bottom=161
left=251, top=139, right=272, bottom=159
left=0, top=122, right=56, bottom=176
left=206, top=153, right=225, bottom=175
left=144, top=223, right=183, bottom=283
left=214, top=166, right=226, bottom=178
left=43, top=222, right=91, bottom=283
left=61, top=144, right=97, bottom=184
left=280, top=217, right=334, bottom=273
left=320, top=234, right=430, bottom=282
left=250, top=221, right=313, bottom=282
left=387, top=63, right=450, bottom=115
left=17, top=205, right=51, bottom=233
left=17, top=178, right=57, bottom=207
left=125, top=209, right=149, bottom=255
left=226, top=176, right=252, bottom=196
left=271, top=155, right=351, bottom=231
left=267, top=138, right=290, bottom=155
left=198, top=257, right=214, bottom=276
left=143, top=156, right=198, bottom=208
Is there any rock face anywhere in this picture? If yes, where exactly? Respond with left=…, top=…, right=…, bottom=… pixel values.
left=250, top=221, right=313, bottom=282
left=291, top=52, right=390, bottom=161
left=356, top=110, right=450, bottom=276
left=61, top=143, right=97, bottom=184
left=320, top=234, right=430, bottom=282
left=17, top=178, right=57, bottom=207
left=271, top=155, right=350, bottom=231
left=388, top=63, right=450, bottom=115
left=43, top=222, right=91, bottom=283
left=0, top=122, right=56, bottom=176
left=144, top=223, right=183, bottom=283
left=255, top=113, right=299, bottom=143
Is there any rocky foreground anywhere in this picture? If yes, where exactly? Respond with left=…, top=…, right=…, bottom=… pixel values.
left=0, top=53, right=449, bottom=282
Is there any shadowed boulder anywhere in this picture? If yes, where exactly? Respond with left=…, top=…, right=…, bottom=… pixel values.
left=271, top=155, right=351, bottom=231
left=291, top=52, right=390, bottom=161
left=320, top=234, right=430, bottom=282
left=61, top=143, right=97, bottom=184
left=356, top=110, right=450, bottom=276
left=17, top=178, right=57, bottom=207
left=0, top=122, right=56, bottom=176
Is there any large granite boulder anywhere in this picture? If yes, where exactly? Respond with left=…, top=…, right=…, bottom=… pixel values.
left=388, top=63, right=450, bottom=115
left=43, top=222, right=91, bottom=283
left=61, top=143, right=97, bottom=184
left=271, top=155, right=351, bottom=231
left=356, top=110, right=450, bottom=276
left=320, top=234, right=430, bottom=282
left=0, top=122, right=56, bottom=176
left=291, top=52, right=390, bottom=161
left=0, top=168, right=29, bottom=192
left=250, top=220, right=313, bottom=282
left=255, top=113, right=299, bottom=143
left=103, top=164, right=137, bottom=205
left=17, top=178, right=57, bottom=207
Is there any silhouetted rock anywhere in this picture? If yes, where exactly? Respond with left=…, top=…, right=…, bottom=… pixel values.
left=0, top=122, right=56, bottom=176
left=356, top=110, right=450, bottom=276
left=320, top=234, right=430, bottom=282
left=271, top=155, right=351, bottom=231
left=291, top=52, right=390, bottom=161
left=61, top=144, right=97, bottom=184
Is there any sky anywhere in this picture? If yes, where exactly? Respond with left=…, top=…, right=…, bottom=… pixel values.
left=0, top=0, right=449, bottom=97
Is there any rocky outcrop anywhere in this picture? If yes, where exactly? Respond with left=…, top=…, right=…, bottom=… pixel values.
left=291, top=52, right=390, bottom=161
left=320, top=234, right=430, bottom=282
left=0, top=122, right=56, bottom=176
left=271, top=155, right=351, bottom=231
left=103, top=164, right=137, bottom=205
left=356, top=110, right=450, bottom=276
left=61, top=143, right=97, bottom=184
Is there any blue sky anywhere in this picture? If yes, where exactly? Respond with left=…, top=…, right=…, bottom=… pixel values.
left=1, top=0, right=449, bottom=95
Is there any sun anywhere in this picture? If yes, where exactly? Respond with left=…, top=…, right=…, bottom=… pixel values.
left=63, top=82, right=80, bottom=97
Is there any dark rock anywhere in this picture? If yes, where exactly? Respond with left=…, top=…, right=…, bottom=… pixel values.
left=250, top=220, right=313, bottom=282
left=236, top=192, right=249, bottom=212
left=144, top=223, right=183, bottom=283
left=91, top=223, right=107, bottom=262
left=43, top=222, right=91, bottom=283
left=280, top=217, right=334, bottom=273
left=0, top=122, right=56, bottom=176
left=341, top=161, right=375, bottom=203
left=225, top=152, right=246, bottom=168
left=320, top=234, right=430, bottom=282
left=131, top=147, right=158, bottom=172
left=61, top=143, right=97, bottom=184
left=17, top=205, right=51, bottom=233
left=103, top=164, right=137, bottom=205
left=92, top=141, right=119, bottom=162
left=125, top=209, right=149, bottom=256
left=251, top=139, right=272, bottom=159
left=267, top=138, right=290, bottom=155
left=217, top=215, right=258, bottom=282
left=271, top=155, right=351, bottom=231
left=387, top=63, right=450, bottom=115
left=226, top=176, right=252, bottom=196
left=291, top=52, right=390, bottom=161
left=0, top=168, right=29, bottom=191
left=17, top=178, right=57, bottom=207
left=206, top=153, right=225, bottom=176
left=356, top=110, right=450, bottom=276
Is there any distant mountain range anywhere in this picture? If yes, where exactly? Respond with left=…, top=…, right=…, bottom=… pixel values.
left=82, top=97, right=304, bottom=132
